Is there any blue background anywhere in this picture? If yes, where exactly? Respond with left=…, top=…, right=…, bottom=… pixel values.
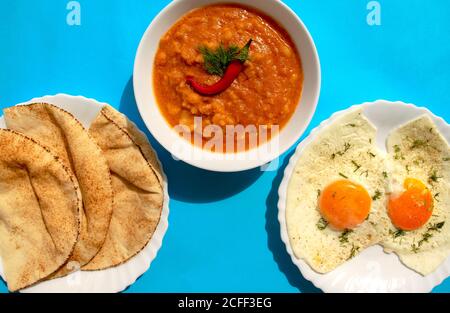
left=0, top=0, right=449, bottom=293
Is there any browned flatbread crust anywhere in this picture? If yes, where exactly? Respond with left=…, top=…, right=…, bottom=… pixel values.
left=0, top=129, right=81, bottom=291
left=4, top=103, right=114, bottom=276
left=83, top=106, right=163, bottom=270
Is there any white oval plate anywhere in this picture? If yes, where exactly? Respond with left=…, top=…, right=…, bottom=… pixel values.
left=0, top=94, right=170, bottom=293
left=278, top=100, right=450, bottom=293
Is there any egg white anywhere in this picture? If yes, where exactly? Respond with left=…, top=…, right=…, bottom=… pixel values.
left=286, top=109, right=390, bottom=273
left=382, top=115, right=450, bottom=275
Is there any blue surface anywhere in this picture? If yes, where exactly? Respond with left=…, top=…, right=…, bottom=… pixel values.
left=0, top=0, right=449, bottom=293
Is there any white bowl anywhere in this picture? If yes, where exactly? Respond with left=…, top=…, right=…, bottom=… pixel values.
left=134, top=0, right=321, bottom=172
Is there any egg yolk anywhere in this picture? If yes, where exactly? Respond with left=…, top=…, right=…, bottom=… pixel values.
left=388, top=178, right=433, bottom=231
left=319, top=180, right=372, bottom=230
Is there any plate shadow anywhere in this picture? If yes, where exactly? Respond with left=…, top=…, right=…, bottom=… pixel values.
left=119, top=76, right=263, bottom=203
left=265, top=149, right=322, bottom=293
left=0, top=276, right=9, bottom=293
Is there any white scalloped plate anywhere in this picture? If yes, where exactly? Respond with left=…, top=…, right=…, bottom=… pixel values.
left=278, top=100, right=450, bottom=293
left=0, top=94, right=170, bottom=293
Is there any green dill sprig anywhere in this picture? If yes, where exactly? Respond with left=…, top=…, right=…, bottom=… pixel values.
left=410, top=139, right=428, bottom=150
left=360, top=170, right=369, bottom=178
left=332, top=143, right=351, bottom=159
left=389, top=229, right=406, bottom=239
left=316, top=218, right=329, bottom=231
left=406, top=165, right=411, bottom=174
left=351, top=160, right=362, bottom=172
left=372, top=190, right=382, bottom=201
left=427, top=221, right=445, bottom=232
left=411, top=221, right=445, bottom=253
left=428, top=170, right=442, bottom=184
left=339, top=229, right=353, bottom=244
left=434, top=193, right=440, bottom=202
left=393, top=145, right=405, bottom=160
left=198, top=39, right=252, bottom=76
left=418, top=232, right=433, bottom=247
left=414, top=158, right=425, bottom=166
left=348, top=244, right=360, bottom=260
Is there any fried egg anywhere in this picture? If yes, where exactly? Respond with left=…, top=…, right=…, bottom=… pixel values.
left=286, top=109, right=390, bottom=273
left=382, top=115, right=450, bottom=275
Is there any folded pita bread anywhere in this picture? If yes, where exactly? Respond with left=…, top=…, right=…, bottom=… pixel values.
left=0, top=130, right=81, bottom=291
left=4, top=103, right=113, bottom=276
left=83, top=106, right=163, bottom=270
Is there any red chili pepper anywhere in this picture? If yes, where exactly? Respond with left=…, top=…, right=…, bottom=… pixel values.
left=186, top=60, right=244, bottom=96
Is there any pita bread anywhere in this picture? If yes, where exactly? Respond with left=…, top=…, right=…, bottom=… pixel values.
left=0, top=130, right=81, bottom=291
left=94, top=105, right=163, bottom=183
left=4, top=103, right=113, bottom=276
left=83, top=106, right=163, bottom=270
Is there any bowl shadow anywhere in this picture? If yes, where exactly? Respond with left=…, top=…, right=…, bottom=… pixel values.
left=265, top=149, right=322, bottom=293
left=119, top=76, right=263, bottom=203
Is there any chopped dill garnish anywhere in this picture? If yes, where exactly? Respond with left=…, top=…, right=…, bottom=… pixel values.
left=434, top=193, right=440, bottom=202
left=413, top=158, right=424, bottom=166
left=443, top=157, right=450, bottom=162
left=418, top=232, right=433, bottom=247
left=367, top=151, right=376, bottom=158
left=316, top=218, right=329, bottom=230
left=343, top=142, right=351, bottom=152
left=383, top=171, right=388, bottom=178
left=410, top=139, right=428, bottom=150
left=393, top=145, right=405, bottom=160
left=428, top=170, right=442, bottom=184
left=360, top=170, right=369, bottom=178
left=333, top=143, right=352, bottom=159
left=198, top=39, right=252, bottom=76
left=351, top=160, right=362, bottom=172
left=339, top=172, right=349, bottom=179
left=317, top=189, right=321, bottom=198
left=406, top=165, right=410, bottom=173
left=339, top=229, right=353, bottom=244
left=411, top=243, right=419, bottom=253
left=347, top=123, right=356, bottom=127
left=389, top=229, right=406, bottom=239
left=412, top=222, right=445, bottom=252
left=427, top=221, right=445, bottom=232
left=348, top=244, right=360, bottom=260
left=372, top=190, right=382, bottom=201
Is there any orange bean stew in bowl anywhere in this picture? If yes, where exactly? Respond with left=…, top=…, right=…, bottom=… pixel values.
left=153, top=4, right=303, bottom=153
